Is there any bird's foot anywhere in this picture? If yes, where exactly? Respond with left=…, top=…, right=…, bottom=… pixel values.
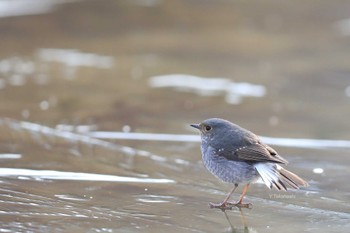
left=227, top=201, right=253, bottom=209
left=209, top=201, right=252, bottom=210
left=209, top=202, right=231, bottom=210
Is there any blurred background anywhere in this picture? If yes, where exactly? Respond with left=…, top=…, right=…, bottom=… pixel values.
left=0, top=0, right=350, bottom=232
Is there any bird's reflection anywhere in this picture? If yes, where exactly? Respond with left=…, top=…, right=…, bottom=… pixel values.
left=220, top=208, right=251, bottom=233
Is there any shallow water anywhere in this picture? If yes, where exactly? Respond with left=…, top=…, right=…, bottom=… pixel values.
left=0, top=0, right=350, bottom=232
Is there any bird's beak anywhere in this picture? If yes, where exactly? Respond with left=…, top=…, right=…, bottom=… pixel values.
left=190, top=124, right=200, bottom=130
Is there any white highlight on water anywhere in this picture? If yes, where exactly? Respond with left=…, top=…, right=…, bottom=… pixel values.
left=87, top=131, right=350, bottom=149
left=149, top=74, right=266, bottom=104
left=0, top=168, right=175, bottom=184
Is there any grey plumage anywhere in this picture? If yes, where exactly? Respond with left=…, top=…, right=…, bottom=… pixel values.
left=191, top=118, right=308, bottom=208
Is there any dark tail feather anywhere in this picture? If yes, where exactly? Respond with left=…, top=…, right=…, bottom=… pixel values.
left=278, top=166, right=308, bottom=189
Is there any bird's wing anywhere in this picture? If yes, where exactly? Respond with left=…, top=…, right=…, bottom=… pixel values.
left=234, top=142, right=288, bottom=164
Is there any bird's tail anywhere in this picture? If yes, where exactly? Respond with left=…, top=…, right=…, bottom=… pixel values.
left=254, top=163, right=308, bottom=191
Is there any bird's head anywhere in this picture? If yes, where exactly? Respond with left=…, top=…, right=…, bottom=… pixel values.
left=191, top=118, right=236, bottom=144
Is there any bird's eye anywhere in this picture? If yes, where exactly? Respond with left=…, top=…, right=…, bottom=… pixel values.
left=204, top=125, right=212, bottom=131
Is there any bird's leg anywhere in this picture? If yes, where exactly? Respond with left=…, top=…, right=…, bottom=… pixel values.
left=209, top=184, right=238, bottom=209
left=229, top=184, right=252, bottom=209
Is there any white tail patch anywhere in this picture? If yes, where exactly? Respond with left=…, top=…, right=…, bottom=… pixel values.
left=254, top=163, right=288, bottom=191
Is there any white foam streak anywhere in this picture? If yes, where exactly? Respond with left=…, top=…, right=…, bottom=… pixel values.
left=37, top=48, right=114, bottom=69
left=88, top=131, right=199, bottom=142
left=0, top=168, right=175, bottom=184
left=0, top=154, right=22, bottom=159
left=0, top=0, right=77, bottom=18
left=260, top=136, right=350, bottom=149
left=149, top=74, right=266, bottom=104
left=88, top=131, right=350, bottom=149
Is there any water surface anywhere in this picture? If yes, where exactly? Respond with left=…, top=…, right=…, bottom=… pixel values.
left=0, top=0, right=350, bottom=232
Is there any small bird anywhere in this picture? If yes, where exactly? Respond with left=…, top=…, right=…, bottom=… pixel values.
left=191, top=118, right=308, bottom=209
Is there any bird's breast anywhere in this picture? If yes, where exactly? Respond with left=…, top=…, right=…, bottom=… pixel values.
left=200, top=146, right=258, bottom=184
